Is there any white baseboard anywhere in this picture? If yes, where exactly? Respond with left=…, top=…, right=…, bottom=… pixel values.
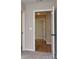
left=23, top=48, right=35, bottom=52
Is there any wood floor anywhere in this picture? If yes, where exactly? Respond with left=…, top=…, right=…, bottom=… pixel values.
left=35, top=39, right=52, bottom=52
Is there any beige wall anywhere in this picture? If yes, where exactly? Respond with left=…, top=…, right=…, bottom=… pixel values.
left=23, top=1, right=55, bottom=51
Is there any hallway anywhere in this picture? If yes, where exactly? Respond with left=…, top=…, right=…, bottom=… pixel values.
left=21, top=51, right=53, bottom=59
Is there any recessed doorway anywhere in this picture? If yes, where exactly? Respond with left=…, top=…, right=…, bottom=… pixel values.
left=35, top=11, right=52, bottom=53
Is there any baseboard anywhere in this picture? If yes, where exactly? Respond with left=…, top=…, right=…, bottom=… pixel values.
left=23, top=48, right=35, bottom=52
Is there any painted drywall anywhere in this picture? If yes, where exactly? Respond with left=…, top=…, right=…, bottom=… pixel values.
left=23, top=1, right=55, bottom=51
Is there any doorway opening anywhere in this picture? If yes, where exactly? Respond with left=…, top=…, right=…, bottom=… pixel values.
left=35, top=11, right=52, bottom=53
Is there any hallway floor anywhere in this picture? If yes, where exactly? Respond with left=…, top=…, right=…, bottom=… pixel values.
left=21, top=51, right=53, bottom=59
